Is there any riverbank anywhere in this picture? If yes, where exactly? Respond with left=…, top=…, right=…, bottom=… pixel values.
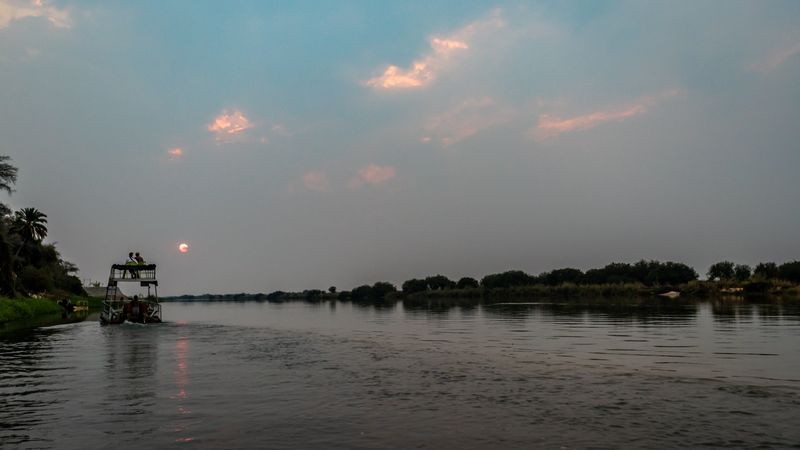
left=0, top=296, right=104, bottom=323
left=164, top=280, right=800, bottom=305
left=0, top=297, right=62, bottom=323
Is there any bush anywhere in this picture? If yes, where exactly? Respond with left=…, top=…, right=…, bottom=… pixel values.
left=19, top=267, right=53, bottom=293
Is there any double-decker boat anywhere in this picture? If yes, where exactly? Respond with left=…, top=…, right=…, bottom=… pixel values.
left=99, top=263, right=162, bottom=324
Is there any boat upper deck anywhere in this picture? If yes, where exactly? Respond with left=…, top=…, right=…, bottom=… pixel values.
left=109, top=264, right=158, bottom=284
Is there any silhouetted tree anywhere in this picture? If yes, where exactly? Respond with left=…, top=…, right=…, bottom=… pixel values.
left=584, top=263, right=636, bottom=284
left=350, top=284, right=373, bottom=301
left=456, top=277, right=479, bottom=289
left=426, top=274, right=456, bottom=290
left=402, top=278, right=428, bottom=294
left=733, top=264, right=751, bottom=282
left=0, top=155, right=17, bottom=217
left=481, top=270, right=532, bottom=289
left=778, top=261, right=800, bottom=283
left=371, top=281, right=396, bottom=300
left=645, top=262, right=698, bottom=285
left=541, top=268, right=583, bottom=286
left=707, top=261, right=735, bottom=281
left=328, top=286, right=336, bottom=294
left=11, top=207, right=48, bottom=258
left=753, top=262, right=779, bottom=279
left=0, top=221, right=16, bottom=296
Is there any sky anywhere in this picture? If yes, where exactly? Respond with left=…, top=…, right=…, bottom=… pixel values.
left=1, top=0, right=799, bottom=295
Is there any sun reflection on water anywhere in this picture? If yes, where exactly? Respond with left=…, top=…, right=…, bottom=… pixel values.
left=172, top=334, right=193, bottom=442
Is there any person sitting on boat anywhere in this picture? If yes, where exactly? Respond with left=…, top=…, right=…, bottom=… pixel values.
left=135, top=252, right=145, bottom=265
left=124, top=295, right=145, bottom=323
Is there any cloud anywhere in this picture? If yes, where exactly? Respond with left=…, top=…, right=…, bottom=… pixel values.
left=423, top=97, right=515, bottom=147
left=348, top=164, right=397, bottom=189
left=529, top=89, right=681, bottom=141
left=749, top=41, right=800, bottom=73
left=207, top=109, right=254, bottom=142
left=0, top=0, right=71, bottom=29
left=365, top=11, right=504, bottom=90
left=167, top=147, right=183, bottom=160
left=302, top=171, right=330, bottom=192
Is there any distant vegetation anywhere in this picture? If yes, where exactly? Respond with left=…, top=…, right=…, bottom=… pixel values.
left=166, top=259, right=800, bottom=304
left=0, top=155, right=84, bottom=299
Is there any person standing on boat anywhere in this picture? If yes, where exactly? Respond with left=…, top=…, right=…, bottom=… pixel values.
left=124, top=252, right=138, bottom=278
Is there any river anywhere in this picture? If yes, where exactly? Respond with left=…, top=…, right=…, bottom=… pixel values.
left=2, top=300, right=799, bottom=449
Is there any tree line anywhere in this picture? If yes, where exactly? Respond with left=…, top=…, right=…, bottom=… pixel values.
left=0, top=156, right=84, bottom=297
left=166, top=259, right=800, bottom=303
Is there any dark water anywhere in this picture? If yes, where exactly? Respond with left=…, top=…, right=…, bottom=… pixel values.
left=2, top=300, right=800, bottom=449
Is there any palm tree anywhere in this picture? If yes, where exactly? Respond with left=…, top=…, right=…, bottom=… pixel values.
left=0, top=155, right=17, bottom=195
left=12, top=207, right=48, bottom=257
left=0, top=156, right=18, bottom=217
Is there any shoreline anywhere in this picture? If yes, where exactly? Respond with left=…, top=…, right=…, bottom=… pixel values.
left=162, top=280, right=800, bottom=304
left=0, top=297, right=103, bottom=325
left=0, top=298, right=62, bottom=323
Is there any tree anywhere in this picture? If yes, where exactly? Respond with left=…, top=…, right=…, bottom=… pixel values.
left=753, top=262, right=778, bottom=279
left=350, top=284, right=373, bottom=301
left=541, top=268, right=583, bottom=286
left=778, top=261, right=800, bottom=283
left=0, top=156, right=17, bottom=217
left=733, top=264, right=751, bottom=282
left=645, top=262, right=698, bottom=285
left=425, top=274, right=456, bottom=290
left=481, top=270, right=532, bottom=289
left=402, top=278, right=428, bottom=294
left=11, top=207, right=48, bottom=255
left=0, top=221, right=16, bottom=296
left=328, top=286, right=337, bottom=294
left=371, top=281, right=396, bottom=300
left=456, top=277, right=479, bottom=289
left=707, top=261, right=735, bottom=281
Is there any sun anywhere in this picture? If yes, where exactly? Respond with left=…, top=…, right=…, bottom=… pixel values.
left=178, top=243, right=189, bottom=253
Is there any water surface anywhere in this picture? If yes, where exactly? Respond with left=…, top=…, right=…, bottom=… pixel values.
left=2, top=300, right=799, bottom=449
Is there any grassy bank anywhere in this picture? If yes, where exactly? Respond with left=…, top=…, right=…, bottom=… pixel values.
left=0, top=297, right=63, bottom=322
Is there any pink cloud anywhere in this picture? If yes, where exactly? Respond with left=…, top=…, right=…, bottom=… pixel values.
left=749, top=41, right=800, bottom=73
left=424, top=97, right=514, bottom=147
left=302, top=171, right=330, bottom=192
left=0, top=0, right=71, bottom=29
left=348, top=164, right=397, bottom=188
left=365, top=12, right=504, bottom=90
left=431, top=38, right=469, bottom=53
left=530, top=89, right=681, bottom=141
left=167, top=147, right=183, bottom=160
left=207, top=109, right=254, bottom=141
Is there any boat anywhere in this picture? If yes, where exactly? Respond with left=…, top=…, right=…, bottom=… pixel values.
left=100, top=263, right=162, bottom=324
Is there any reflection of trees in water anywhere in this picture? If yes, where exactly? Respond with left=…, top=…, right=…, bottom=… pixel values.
left=710, top=300, right=753, bottom=324
left=712, top=300, right=800, bottom=324
left=482, top=300, right=699, bottom=326
left=350, top=300, right=398, bottom=313
left=399, top=298, right=701, bottom=326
